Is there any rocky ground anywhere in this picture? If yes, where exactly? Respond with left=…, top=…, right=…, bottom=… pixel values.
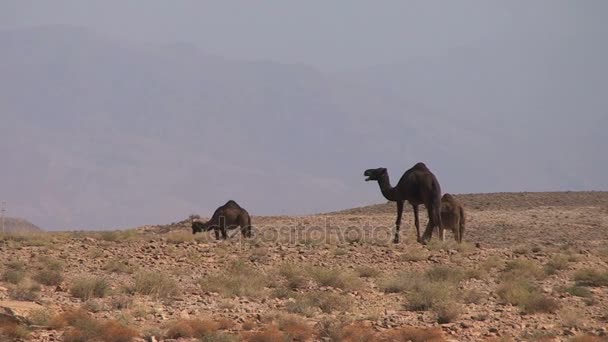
left=1, top=192, right=607, bottom=341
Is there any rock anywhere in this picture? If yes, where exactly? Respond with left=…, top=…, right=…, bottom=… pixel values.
left=0, top=300, right=44, bottom=324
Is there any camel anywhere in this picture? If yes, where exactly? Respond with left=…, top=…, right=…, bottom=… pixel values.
left=191, top=200, right=252, bottom=240
left=364, top=162, right=442, bottom=244
left=440, top=193, right=465, bottom=243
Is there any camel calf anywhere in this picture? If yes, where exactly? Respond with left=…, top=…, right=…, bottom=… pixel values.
left=191, top=200, right=252, bottom=240
left=440, top=193, right=465, bottom=243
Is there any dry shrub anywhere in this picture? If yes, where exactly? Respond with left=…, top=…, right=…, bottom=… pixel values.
left=497, top=279, right=559, bottom=314
left=355, top=265, right=381, bottom=278
left=199, top=261, right=267, bottom=297
left=103, top=259, right=135, bottom=274
left=8, top=280, right=41, bottom=301
left=400, top=249, right=428, bottom=262
left=481, top=256, right=504, bottom=271
left=559, top=307, right=584, bottom=329
left=29, top=308, right=54, bottom=326
left=111, top=295, right=133, bottom=310
left=245, top=324, right=285, bottom=342
left=573, top=268, right=608, bottom=287
left=463, top=289, right=484, bottom=304
left=287, top=291, right=352, bottom=316
left=340, top=323, right=376, bottom=342
left=315, top=318, right=346, bottom=341
left=425, top=265, right=464, bottom=283
left=165, top=320, right=194, bottom=339
left=33, top=269, right=64, bottom=286
left=99, top=320, right=139, bottom=342
left=545, top=254, right=570, bottom=275
left=564, top=285, right=593, bottom=298
left=134, top=271, right=178, bottom=298
left=242, top=320, right=256, bottom=331
left=0, top=321, right=30, bottom=340
left=405, top=282, right=456, bottom=311
left=434, top=302, right=461, bottom=323
left=2, top=259, right=27, bottom=284
left=501, top=259, right=546, bottom=281
left=569, top=336, right=605, bottom=342
left=70, top=276, right=109, bottom=300
left=278, top=263, right=309, bottom=290
left=522, top=295, right=559, bottom=314
left=216, top=318, right=236, bottom=330
left=277, top=314, right=313, bottom=341
left=306, top=266, right=362, bottom=291
left=378, top=271, right=417, bottom=293
left=166, top=319, right=218, bottom=339
left=378, top=326, right=446, bottom=342
left=51, top=312, right=136, bottom=342
left=166, top=230, right=195, bottom=244
left=49, top=308, right=92, bottom=329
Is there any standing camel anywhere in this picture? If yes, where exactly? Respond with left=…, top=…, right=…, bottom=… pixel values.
left=364, top=162, right=442, bottom=244
left=440, top=193, right=466, bottom=243
left=191, top=200, right=252, bottom=240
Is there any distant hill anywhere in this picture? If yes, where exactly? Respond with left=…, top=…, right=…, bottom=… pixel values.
left=331, top=191, right=608, bottom=215
left=2, top=217, right=43, bottom=233
left=0, top=25, right=606, bottom=230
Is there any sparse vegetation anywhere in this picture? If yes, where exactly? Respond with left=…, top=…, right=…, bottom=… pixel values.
left=287, top=291, right=352, bottom=315
left=306, top=265, right=362, bottom=290
left=9, top=280, right=41, bottom=301
left=563, top=285, right=593, bottom=298
left=497, top=279, right=559, bottom=314
left=134, top=271, right=178, bottom=298
left=0, top=192, right=605, bottom=341
left=501, top=259, right=546, bottom=281
left=355, top=265, right=381, bottom=278
left=103, top=259, right=135, bottom=274
left=3, top=259, right=27, bottom=284
left=545, top=254, right=570, bottom=275
left=34, top=268, right=64, bottom=286
left=199, top=261, right=267, bottom=297
left=70, top=276, right=110, bottom=300
left=573, top=268, right=608, bottom=287
left=165, top=319, right=219, bottom=339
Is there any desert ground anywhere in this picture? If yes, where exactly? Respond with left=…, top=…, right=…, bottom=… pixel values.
left=1, top=192, right=607, bottom=342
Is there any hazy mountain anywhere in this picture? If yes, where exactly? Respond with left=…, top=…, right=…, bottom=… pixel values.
left=1, top=217, right=43, bottom=233
left=1, top=26, right=605, bottom=230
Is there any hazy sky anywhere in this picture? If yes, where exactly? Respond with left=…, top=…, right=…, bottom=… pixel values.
left=2, top=1, right=606, bottom=70
left=1, top=1, right=607, bottom=230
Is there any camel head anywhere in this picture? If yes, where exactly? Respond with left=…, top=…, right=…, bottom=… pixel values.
left=364, top=168, right=387, bottom=182
left=191, top=218, right=206, bottom=234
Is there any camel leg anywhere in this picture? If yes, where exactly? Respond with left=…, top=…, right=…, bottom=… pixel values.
left=413, top=204, right=421, bottom=243
left=219, top=216, right=228, bottom=240
left=241, top=225, right=252, bottom=238
left=394, top=200, right=404, bottom=244
left=213, top=228, right=220, bottom=240
left=459, top=207, right=465, bottom=243
left=421, top=206, right=439, bottom=244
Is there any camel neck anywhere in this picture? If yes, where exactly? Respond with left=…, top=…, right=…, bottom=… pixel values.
left=377, top=174, right=398, bottom=201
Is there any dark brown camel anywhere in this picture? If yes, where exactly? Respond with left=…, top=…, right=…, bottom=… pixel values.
left=440, top=193, right=466, bottom=243
left=191, top=200, right=252, bottom=240
left=364, top=162, right=442, bottom=244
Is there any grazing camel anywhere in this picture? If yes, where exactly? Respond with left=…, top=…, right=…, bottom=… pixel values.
left=364, top=162, right=442, bottom=244
left=440, top=193, right=466, bottom=243
left=191, top=200, right=252, bottom=240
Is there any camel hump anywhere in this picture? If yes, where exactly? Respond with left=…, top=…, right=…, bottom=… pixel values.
left=224, top=200, right=240, bottom=208
left=442, top=193, right=454, bottom=201
left=412, top=162, right=429, bottom=171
